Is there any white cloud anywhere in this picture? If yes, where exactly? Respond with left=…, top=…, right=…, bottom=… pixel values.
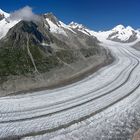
left=8, top=6, right=40, bottom=21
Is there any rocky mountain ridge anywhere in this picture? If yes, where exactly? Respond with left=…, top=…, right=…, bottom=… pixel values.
left=0, top=9, right=140, bottom=43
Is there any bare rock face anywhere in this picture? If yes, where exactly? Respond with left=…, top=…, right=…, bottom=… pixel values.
left=0, top=13, right=4, bottom=20
left=0, top=20, right=51, bottom=48
left=43, top=13, right=60, bottom=26
left=133, top=42, right=140, bottom=51
left=133, top=129, right=140, bottom=140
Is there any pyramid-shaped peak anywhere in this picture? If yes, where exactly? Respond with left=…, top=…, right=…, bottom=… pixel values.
left=112, top=24, right=135, bottom=32
left=43, top=12, right=59, bottom=24
left=112, top=24, right=125, bottom=31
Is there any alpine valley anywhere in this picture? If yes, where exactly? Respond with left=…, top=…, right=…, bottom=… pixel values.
left=0, top=8, right=140, bottom=140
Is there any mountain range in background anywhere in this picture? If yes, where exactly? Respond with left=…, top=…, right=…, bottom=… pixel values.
left=0, top=8, right=140, bottom=43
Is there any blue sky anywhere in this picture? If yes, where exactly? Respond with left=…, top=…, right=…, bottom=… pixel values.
left=0, top=0, right=139, bottom=31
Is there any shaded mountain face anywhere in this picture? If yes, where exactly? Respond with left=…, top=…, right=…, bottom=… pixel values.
left=0, top=14, right=4, bottom=20
left=0, top=20, right=53, bottom=78
left=132, top=41, right=140, bottom=51
left=0, top=13, right=104, bottom=83
left=0, top=21, right=50, bottom=48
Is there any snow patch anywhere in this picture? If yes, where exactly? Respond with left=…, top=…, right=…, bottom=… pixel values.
left=0, top=19, right=19, bottom=39
left=0, top=9, right=9, bottom=18
left=46, top=18, right=68, bottom=36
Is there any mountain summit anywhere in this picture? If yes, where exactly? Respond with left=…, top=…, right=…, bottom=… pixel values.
left=107, top=25, right=138, bottom=42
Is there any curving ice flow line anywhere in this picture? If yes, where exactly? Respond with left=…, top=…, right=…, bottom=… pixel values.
left=0, top=49, right=138, bottom=122
left=0, top=40, right=140, bottom=139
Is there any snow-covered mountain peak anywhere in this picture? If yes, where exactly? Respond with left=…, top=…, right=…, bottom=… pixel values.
left=44, top=13, right=60, bottom=26
left=69, top=22, right=93, bottom=36
left=0, top=9, right=19, bottom=39
left=69, top=22, right=85, bottom=30
left=0, top=8, right=139, bottom=44
left=112, top=25, right=134, bottom=32
left=106, top=25, right=138, bottom=43
left=112, top=24, right=125, bottom=31
left=44, top=13, right=75, bottom=36
left=0, top=9, right=9, bottom=18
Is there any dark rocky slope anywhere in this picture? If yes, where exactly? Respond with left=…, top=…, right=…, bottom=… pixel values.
left=0, top=14, right=113, bottom=96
